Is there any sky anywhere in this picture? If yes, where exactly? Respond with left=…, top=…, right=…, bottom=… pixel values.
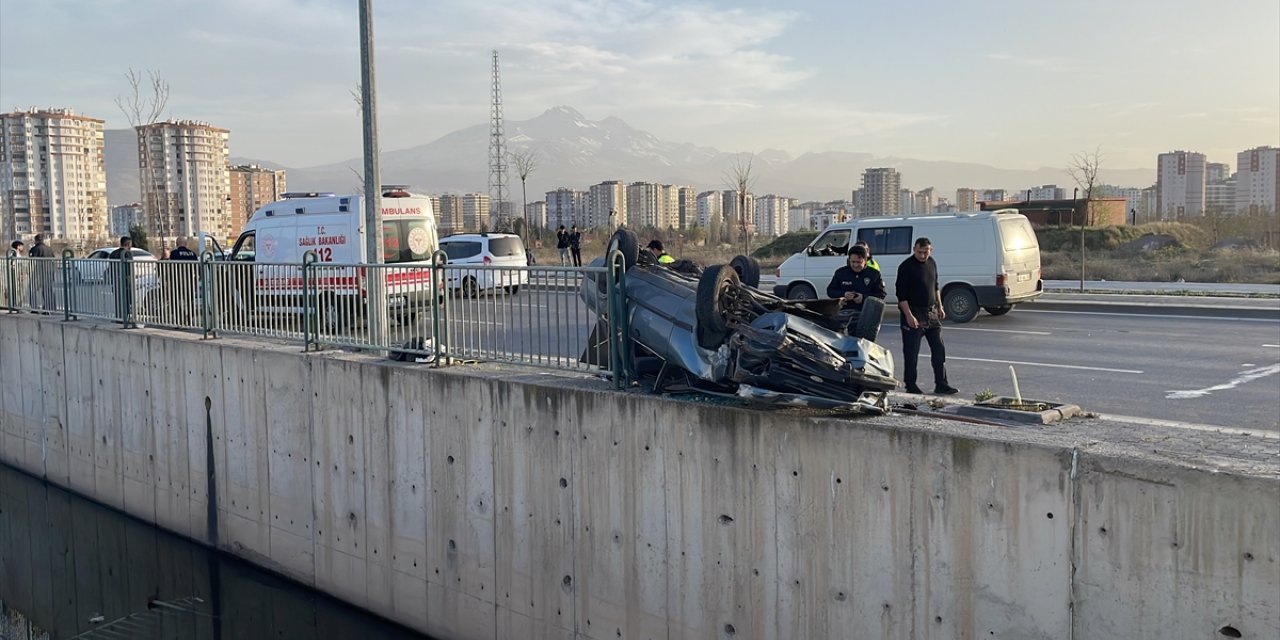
left=1, top=0, right=1277, bottom=172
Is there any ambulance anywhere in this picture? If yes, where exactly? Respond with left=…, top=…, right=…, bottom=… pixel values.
left=214, top=186, right=440, bottom=329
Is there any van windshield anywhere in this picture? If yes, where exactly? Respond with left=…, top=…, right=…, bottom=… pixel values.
left=998, top=218, right=1039, bottom=252
left=383, top=219, right=436, bottom=264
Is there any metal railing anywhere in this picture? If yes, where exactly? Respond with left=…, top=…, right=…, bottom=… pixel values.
left=2, top=249, right=631, bottom=386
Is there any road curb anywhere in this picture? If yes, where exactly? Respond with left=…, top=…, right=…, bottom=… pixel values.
left=1021, top=298, right=1280, bottom=320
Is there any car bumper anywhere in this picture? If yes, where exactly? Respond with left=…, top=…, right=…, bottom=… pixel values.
left=974, top=281, right=1043, bottom=307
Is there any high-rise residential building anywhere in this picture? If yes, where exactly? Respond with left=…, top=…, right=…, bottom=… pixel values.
left=696, top=190, right=722, bottom=228
left=437, top=194, right=463, bottom=233
left=676, top=186, right=697, bottom=229
left=525, top=201, right=547, bottom=229
left=0, top=108, right=107, bottom=242
left=1023, top=185, right=1067, bottom=201
left=721, top=190, right=755, bottom=234
left=1235, top=146, right=1279, bottom=214
left=587, top=180, right=626, bottom=228
left=1156, top=151, right=1207, bottom=217
left=626, top=182, right=664, bottom=228
left=956, top=188, right=978, bottom=211
left=227, top=164, right=285, bottom=239
left=913, top=188, right=935, bottom=217
left=545, top=188, right=585, bottom=228
left=461, top=193, right=491, bottom=231
left=979, top=189, right=1008, bottom=203
left=899, top=189, right=914, bottom=215
left=1098, top=186, right=1144, bottom=223
left=858, top=168, right=900, bottom=216
left=753, top=194, right=791, bottom=237
left=1140, top=185, right=1158, bottom=223
left=109, top=203, right=142, bottom=238
left=1207, top=180, right=1236, bottom=214
left=137, top=120, right=231, bottom=244
left=849, top=189, right=860, bottom=215
left=1207, top=162, right=1231, bottom=185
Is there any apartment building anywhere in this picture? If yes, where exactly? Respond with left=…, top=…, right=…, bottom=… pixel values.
left=979, top=189, right=1008, bottom=203
left=753, top=194, right=791, bottom=236
left=545, top=188, right=585, bottom=229
left=695, top=190, right=722, bottom=228
left=585, top=180, right=626, bottom=229
left=136, top=120, right=231, bottom=245
left=1023, top=185, right=1067, bottom=201
left=1207, top=162, right=1231, bottom=185
left=461, top=193, right=491, bottom=231
left=525, top=201, right=547, bottom=229
left=109, top=202, right=143, bottom=238
left=227, top=164, right=285, bottom=239
left=0, top=107, right=107, bottom=242
left=858, top=168, right=900, bottom=216
left=1156, top=151, right=1207, bottom=218
left=899, top=188, right=914, bottom=215
left=1235, top=146, right=1279, bottom=214
left=676, top=186, right=697, bottom=229
left=436, top=194, right=462, bottom=234
left=956, top=188, right=979, bottom=211
left=913, top=187, right=934, bottom=216
left=721, top=190, right=756, bottom=234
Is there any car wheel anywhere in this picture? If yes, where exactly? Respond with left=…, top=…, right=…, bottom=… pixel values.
left=606, top=228, right=639, bottom=270
left=984, top=305, right=1013, bottom=316
left=695, top=265, right=741, bottom=349
left=787, top=282, right=817, bottom=300
left=852, top=297, right=885, bottom=341
left=943, top=287, right=979, bottom=323
left=729, top=255, right=761, bottom=288
left=461, top=275, right=479, bottom=298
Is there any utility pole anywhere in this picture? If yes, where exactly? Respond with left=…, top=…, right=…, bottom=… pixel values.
left=359, top=0, right=388, bottom=350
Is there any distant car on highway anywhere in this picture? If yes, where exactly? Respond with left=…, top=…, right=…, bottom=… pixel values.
left=75, top=247, right=157, bottom=283
left=439, top=232, right=529, bottom=296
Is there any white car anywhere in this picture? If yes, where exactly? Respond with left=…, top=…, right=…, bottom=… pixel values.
left=75, top=247, right=157, bottom=283
left=439, top=233, right=529, bottom=296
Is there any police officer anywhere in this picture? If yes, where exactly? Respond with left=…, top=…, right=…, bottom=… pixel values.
left=827, top=245, right=885, bottom=334
left=853, top=240, right=880, bottom=271
left=646, top=240, right=676, bottom=265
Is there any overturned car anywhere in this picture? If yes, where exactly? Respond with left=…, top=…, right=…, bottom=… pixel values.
left=582, top=229, right=897, bottom=413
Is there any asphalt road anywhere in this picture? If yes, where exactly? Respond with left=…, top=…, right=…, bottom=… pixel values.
left=496, top=289, right=1280, bottom=430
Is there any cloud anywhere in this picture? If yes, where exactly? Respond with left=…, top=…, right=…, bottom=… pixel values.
left=984, top=52, right=1076, bottom=73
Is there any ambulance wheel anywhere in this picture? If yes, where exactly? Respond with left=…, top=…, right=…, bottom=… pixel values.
left=321, top=295, right=354, bottom=333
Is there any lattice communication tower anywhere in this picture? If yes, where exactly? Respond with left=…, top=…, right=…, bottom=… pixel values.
left=488, top=50, right=509, bottom=228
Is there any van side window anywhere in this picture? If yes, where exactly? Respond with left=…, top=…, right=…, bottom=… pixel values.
left=857, top=226, right=913, bottom=255
left=809, top=229, right=850, bottom=256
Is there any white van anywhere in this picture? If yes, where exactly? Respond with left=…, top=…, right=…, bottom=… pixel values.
left=210, top=187, right=440, bottom=325
left=773, top=209, right=1042, bottom=322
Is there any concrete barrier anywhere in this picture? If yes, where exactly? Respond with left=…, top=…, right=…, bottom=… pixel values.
left=1, top=313, right=1276, bottom=639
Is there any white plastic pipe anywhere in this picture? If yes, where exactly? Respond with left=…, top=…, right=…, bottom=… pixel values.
left=1010, top=365, right=1022, bottom=404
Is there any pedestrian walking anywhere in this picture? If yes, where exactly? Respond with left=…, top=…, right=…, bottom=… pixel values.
left=895, top=237, right=958, bottom=395
left=556, top=225, right=570, bottom=266
left=27, top=234, right=56, bottom=312
left=568, top=225, right=582, bottom=267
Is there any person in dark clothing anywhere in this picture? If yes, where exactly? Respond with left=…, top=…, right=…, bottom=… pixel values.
left=107, top=236, right=135, bottom=319
left=827, top=245, right=885, bottom=335
left=853, top=240, right=880, bottom=271
left=164, top=239, right=198, bottom=320
left=555, top=225, right=570, bottom=265
left=168, top=239, right=197, bottom=261
left=568, top=225, right=582, bottom=267
left=27, top=234, right=56, bottom=312
left=895, top=237, right=957, bottom=395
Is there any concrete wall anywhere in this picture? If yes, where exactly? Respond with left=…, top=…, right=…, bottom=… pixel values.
left=1, top=313, right=1276, bottom=639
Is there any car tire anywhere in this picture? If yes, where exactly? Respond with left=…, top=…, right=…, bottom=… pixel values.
left=943, top=287, right=979, bottom=323
left=505, top=285, right=520, bottom=295
left=984, top=305, right=1012, bottom=316
left=695, top=265, right=741, bottom=349
left=606, top=228, right=639, bottom=271
left=787, top=282, right=817, bottom=300
left=729, top=255, right=761, bottom=288
left=461, top=275, right=479, bottom=298
left=852, top=296, right=885, bottom=341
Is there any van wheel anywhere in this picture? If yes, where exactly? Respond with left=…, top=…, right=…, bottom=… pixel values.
left=851, top=297, right=885, bottom=341
left=461, top=276, right=479, bottom=298
left=943, top=287, right=979, bottom=323
left=787, top=282, right=817, bottom=300
left=984, top=305, right=1013, bottom=316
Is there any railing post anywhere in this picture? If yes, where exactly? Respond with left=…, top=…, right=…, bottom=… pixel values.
left=606, top=250, right=631, bottom=388
left=430, top=249, right=448, bottom=366
left=302, top=251, right=318, bottom=351
left=61, top=249, right=75, bottom=321
left=4, top=251, right=16, bottom=313
left=200, top=251, right=216, bottom=339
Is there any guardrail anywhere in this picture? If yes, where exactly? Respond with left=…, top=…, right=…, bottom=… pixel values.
left=2, top=250, right=631, bottom=386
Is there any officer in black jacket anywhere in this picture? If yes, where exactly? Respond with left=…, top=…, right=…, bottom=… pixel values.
left=827, top=245, right=885, bottom=334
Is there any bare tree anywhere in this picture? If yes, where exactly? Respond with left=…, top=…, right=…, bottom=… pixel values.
left=1067, top=146, right=1104, bottom=225
left=724, top=153, right=757, bottom=256
left=116, top=69, right=170, bottom=247
left=510, top=148, right=539, bottom=239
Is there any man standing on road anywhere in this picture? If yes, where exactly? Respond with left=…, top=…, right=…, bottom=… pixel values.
left=556, top=225, right=570, bottom=265
left=853, top=240, right=880, bottom=271
left=27, top=234, right=56, bottom=312
left=8, top=240, right=27, bottom=309
left=827, top=245, right=885, bottom=334
left=165, top=238, right=199, bottom=321
left=896, top=237, right=958, bottom=395
left=568, top=225, right=582, bottom=267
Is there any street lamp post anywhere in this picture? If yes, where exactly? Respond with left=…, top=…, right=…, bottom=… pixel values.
left=1075, top=187, right=1084, bottom=292
left=359, top=0, right=388, bottom=352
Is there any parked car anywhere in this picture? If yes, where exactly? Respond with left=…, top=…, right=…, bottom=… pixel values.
left=773, top=209, right=1043, bottom=322
left=581, top=229, right=896, bottom=413
left=439, top=232, right=529, bottom=296
left=75, top=248, right=157, bottom=283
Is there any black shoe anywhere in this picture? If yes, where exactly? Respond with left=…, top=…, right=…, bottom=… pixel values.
left=935, top=385, right=959, bottom=395
left=904, top=384, right=924, bottom=394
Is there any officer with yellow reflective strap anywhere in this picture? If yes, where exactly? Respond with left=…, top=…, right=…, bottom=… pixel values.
left=646, top=240, right=676, bottom=265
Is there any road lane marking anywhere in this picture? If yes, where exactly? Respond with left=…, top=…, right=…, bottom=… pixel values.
left=1165, top=363, right=1280, bottom=399
left=950, top=327, right=1051, bottom=335
left=945, top=356, right=1143, bottom=374
left=1020, top=309, right=1279, bottom=323
left=1101, top=414, right=1280, bottom=439
left=1264, top=344, right=1280, bottom=348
